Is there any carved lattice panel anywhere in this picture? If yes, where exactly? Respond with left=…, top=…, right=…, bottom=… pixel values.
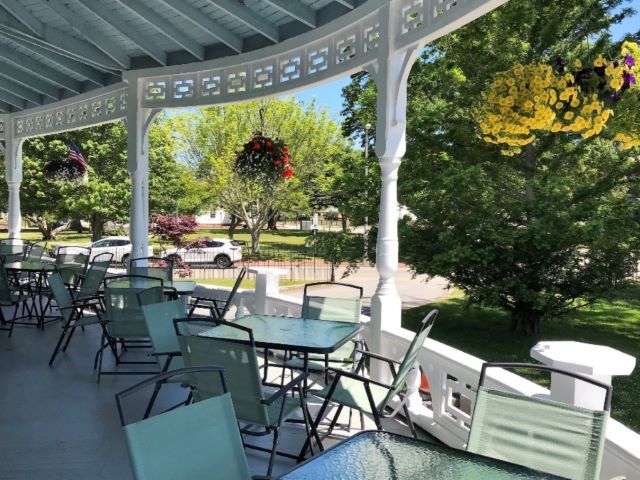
left=226, top=69, right=248, bottom=94
left=79, top=104, right=89, bottom=121
left=432, top=0, right=458, bottom=20
left=173, top=77, right=195, bottom=100
left=363, top=22, right=380, bottom=52
left=444, top=374, right=474, bottom=429
left=279, top=54, right=302, bottom=84
left=200, top=72, right=222, bottom=97
left=144, top=80, right=168, bottom=102
left=253, top=64, right=275, bottom=90
left=307, top=46, right=330, bottom=75
left=402, top=0, right=424, bottom=34
left=336, top=33, right=358, bottom=64
left=0, top=119, right=4, bottom=140
left=91, top=101, right=102, bottom=118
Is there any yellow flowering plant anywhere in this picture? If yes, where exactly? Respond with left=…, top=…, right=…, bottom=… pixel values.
left=475, top=41, right=639, bottom=155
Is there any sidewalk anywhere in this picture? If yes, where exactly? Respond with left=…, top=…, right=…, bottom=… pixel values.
left=282, top=265, right=450, bottom=311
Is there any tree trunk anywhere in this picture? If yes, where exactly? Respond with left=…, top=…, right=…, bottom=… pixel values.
left=90, top=214, right=104, bottom=242
left=267, top=209, right=278, bottom=231
left=510, top=301, right=542, bottom=335
left=70, top=218, right=84, bottom=233
left=250, top=227, right=261, bottom=255
left=228, top=214, right=240, bottom=238
left=341, top=214, right=348, bottom=232
left=330, top=263, right=336, bottom=282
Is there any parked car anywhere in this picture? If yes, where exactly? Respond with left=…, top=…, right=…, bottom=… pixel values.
left=162, top=238, right=242, bottom=268
left=54, top=236, right=153, bottom=265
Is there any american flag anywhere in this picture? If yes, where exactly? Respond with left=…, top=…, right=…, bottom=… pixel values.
left=68, top=143, right=88, bottom=169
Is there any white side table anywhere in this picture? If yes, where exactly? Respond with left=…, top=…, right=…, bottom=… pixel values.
left=248, top=267, right=288, bottom=315
left=530, top=341, right=636, bottom=410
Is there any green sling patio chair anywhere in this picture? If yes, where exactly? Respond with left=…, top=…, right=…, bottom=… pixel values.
left=95, top=275, right=165, bottom=383
left=48, top=272, right=103, bottom=365
left=129, top=256, right=174, bottom=282
left=176, top=321, right=318, bottom=477
left=281, top=282, right=364, bottom=383
left=115, top=366, right=261, bottom=480
left=467, top=362, right=612, bottom=480
left=55, top=246, right=91, bottom=286
left=25, top=241, right=47, bottom=261
left=302, top=309, right=437, bottom=456
left=0, top=238, right=29, bottom=264
left=0, top=262, right=26, bottom=337
left=187, top=266, right=247, bottom=320
left=139, top=289, right=217, bottom=418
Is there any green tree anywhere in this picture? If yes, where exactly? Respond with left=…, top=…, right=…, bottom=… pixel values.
left=342, top=0, right=640, bottom=334
left=175, top=98, right=346, bottom=254
left=307, top=231, right=364, bottom=282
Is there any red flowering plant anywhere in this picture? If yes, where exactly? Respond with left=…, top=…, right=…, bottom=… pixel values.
left=234, top=132, right=294, bottom=181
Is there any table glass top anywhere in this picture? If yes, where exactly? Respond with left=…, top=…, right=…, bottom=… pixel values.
left=281, top=431, right=564, bottom=479
left=106, top=279, right=196, bottom=293
left=3, top=261, right=56, bottom=271
left=198, top=314, right=362, bottom=353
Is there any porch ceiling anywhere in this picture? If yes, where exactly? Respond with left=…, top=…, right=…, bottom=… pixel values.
left=0, top=0, right=363, bottom=113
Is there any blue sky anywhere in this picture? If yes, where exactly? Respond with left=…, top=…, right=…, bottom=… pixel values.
left=292, top=0, right=640, bottom=124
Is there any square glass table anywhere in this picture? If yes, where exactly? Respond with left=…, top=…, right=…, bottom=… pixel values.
left=198, top=314, right=362, bottom=355
left=105, top=279, right=196, bottom=296
left=281, top=431, right=565, bottom=479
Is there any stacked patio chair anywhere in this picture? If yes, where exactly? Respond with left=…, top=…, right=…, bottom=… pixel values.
left=55, top=246, right=91, bottom=287
left=129, top=256, right=174, bottom=282
left=280, top=282, right=364, bottom=384
left=116, top=366, right=257, bottom=480
left=301, top=309, right=437, bottom=456
left=187, top=266, right=247, bottom=320
left=467, top=362, right=612, bottom=480
left=95, top=275, right=165, bottom=383
left=0, top=238, right=29, bottom=264
left=72, top=252, right=113, bottom=306
left=176, top=321, right=318, bottom=476
left=48, top=272, right=103, bottom=365
left=0, top=262, right=27, bottom=337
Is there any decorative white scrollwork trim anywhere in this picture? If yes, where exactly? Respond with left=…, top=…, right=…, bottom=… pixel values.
left=11, top=83, right=128, bottom=140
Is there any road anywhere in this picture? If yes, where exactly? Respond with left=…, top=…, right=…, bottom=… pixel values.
left=282, top=265, right=450, bottom=312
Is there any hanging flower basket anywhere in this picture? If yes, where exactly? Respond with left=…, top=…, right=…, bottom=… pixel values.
left=234, top=132, right=294, bottom=181
left=43, top=158, right=88, bottom=183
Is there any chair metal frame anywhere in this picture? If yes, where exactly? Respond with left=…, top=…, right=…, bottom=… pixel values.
left=301, top=309, right=437, bottom=457
left=174, top=318, right=320, bottom=476
left=95, top=274, right=165, bottom=383
left=0, top=262, right=24, bottom=337
left=187, top=266, right=247, bottom=320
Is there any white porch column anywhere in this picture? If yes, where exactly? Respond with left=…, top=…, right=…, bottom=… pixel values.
left=2, top=117, right=24, bottom=239
left=369, top=4, right=420, bottom=381
left=126, top=76, right=159, bottom=261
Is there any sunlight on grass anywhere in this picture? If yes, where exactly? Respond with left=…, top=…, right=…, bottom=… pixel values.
left=192, top=277, right=305, bottom=289
left=403, top=287, right=640, bottom=433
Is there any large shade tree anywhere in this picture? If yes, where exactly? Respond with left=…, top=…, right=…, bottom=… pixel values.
left=342, top=0, right=640, bottom=334
left=175, top=98, right=346, bottom=254
left=17, top=117, right=203, bottom=241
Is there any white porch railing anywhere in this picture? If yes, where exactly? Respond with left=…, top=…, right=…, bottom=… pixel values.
left=192, top=282, right=640, bottom=480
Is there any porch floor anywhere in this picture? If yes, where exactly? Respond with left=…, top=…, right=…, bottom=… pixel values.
left=0, top=315, right=428, bottom=479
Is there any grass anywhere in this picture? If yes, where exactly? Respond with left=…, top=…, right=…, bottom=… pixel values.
left=402, top=288, right=640, bottom=433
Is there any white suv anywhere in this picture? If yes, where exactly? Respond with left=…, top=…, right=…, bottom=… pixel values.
left=55, top=236, right=152, bottom=264
left=162, top=238, right=242, bottom=268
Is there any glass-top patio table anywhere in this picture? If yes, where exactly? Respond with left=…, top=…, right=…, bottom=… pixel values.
left=281, top=431, right=565, bottom=479
left=198, top=314, right=362, bottom=355
left=105, top=279, right=197, bottom=296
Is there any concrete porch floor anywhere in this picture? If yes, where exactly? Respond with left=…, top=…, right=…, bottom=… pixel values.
left=0, top=315, right=427, bottom=479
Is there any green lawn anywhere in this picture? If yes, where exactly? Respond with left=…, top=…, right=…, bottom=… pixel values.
left=402, top=288, right=640, bottom=433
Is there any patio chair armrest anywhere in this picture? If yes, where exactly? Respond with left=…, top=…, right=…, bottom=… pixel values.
left=354, top=349, right=401, bottom=365
left=261, top=373, right=310, bottom=406
left=326, top=367, right=393, bottom=390
left=251, top=476, right=271, bottom=480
